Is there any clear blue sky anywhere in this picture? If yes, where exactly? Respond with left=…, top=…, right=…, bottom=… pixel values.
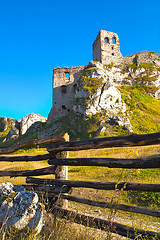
left=0, top=0, right=160, bottom=119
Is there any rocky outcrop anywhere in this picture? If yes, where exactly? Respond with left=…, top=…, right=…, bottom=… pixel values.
left=0, top=182, right=44, bottom=233
left=0, top=117, right=8, bottom=132
left=6, top=119, right=21, bottom=139
left=124, top=51, right=160, bottom=66
left=0, top=117, right=21, bottom=141
left=0, top=114, right=47, bottom=142
left=73, top=61, right=133, bottom=133
left=20, top=113, right=47, bottom=135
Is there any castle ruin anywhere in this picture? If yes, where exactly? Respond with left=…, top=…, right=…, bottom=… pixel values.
left=93, top=30, right=122, bottom=64
left=51, top=66, right=84, bottom=118
left=49, top=30, right=123, bottom=120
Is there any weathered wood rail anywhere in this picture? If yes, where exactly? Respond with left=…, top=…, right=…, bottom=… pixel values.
left=0, top=133, right=69, bottom=154
left=26, top=177, right=160, bottom=192
left=0, top=132, right=160, bottom=239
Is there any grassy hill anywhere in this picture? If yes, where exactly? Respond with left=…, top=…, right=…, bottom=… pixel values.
left=120, top=85, right=160, bottom=134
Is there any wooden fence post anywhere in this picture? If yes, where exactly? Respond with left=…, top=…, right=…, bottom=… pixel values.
left=47, top=133, right=69, bottom=209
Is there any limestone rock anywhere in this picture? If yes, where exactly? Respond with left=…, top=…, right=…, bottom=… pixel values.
left=124, top=51, right=160, bottom=66
left=74, top=61, right=133, bottom=133
left=0, top=117, right=21, bottom=140
left=0, top=182, right=44, bottom=233
left=110, top=116, right=133, bottom=132
left=0, top=113, right=47, bottom=142
left=6, top=125, right=19, bottom=139
left=98, top=85, right=127, bottom=114
left=6, top=119, right=21, bottom=139
left=0, top=117, right=8, bottom=132
left=20, top=113, right=47, bottom=135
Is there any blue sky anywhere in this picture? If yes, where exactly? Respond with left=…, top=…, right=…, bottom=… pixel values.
left=0, top=0, right=160, bottom=119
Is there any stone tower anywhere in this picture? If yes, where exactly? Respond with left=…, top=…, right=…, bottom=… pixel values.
left=48, top=30, right=123, bottom=122
left=93, top=30, right=123, bottom=65
left=48, top=66, right=84, bottom=121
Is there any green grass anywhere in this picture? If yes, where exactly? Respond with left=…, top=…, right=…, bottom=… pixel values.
left=139, top=63, right=155, bottom=70
left=81, top=76, right=104, bottom=95
left=122, top=63, right=155, bottom=72
left=119, top=85, right=160, bottom=134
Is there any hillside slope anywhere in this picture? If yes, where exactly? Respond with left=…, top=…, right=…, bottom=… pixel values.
left=43, top=52, right=160, bottom=140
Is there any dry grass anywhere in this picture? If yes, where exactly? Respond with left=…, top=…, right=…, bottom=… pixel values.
left=0, top=214, right=124, bottom=240
left=67, top=145, right=160, bottom=238
left=0, top=145, right=160, bottom=239
left=0, top=148, right=52, bottom=185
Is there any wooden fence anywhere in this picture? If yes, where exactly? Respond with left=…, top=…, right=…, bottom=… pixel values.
left=0, top=132, right=160, bottom=239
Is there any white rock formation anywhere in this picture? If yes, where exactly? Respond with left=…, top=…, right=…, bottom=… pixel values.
left=74, top=61, right=133, bottom=132
left=20, top=113, right=47, bottom=135
left=0, top=182, right=44, bottom=233
left=0, top=114, right=47, bottom=141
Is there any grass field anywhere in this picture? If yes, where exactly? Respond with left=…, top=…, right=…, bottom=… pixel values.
left=0, top=145, right=160, bottom=239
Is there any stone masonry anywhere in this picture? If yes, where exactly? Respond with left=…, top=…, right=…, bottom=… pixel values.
left=49, top=30, right=123, bottom=120
left=93, top=30, right=123, bottom=65
left=49, top=66, right=85, bottom=120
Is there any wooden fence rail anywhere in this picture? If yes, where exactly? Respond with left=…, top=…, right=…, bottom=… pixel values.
left=0, top=133, right=68, bottom=154
left=26, top=177, right=160, bottom=192
left=53, top=206, right=160, bottom=239
left=48, top=157, right=160, bottom=168
left=0, top=132, right=160, bottom=239
left=0, top=153, right=55, bottom=162
left=47, top=132, right=160, bottom=152
left=22, top=184, right=71, bottom=194
left=1, top=156, right=160, bottom=168
left=0, top=166, right=57, bottom=177
left=57, top=194, right=160, bottom=218
left=1, top=132, right=160, bottom=154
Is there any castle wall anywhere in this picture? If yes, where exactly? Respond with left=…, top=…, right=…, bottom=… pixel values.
left=93, top=30, right=123, bottom=65
left=93, top=31, right=101, bottom=62
left=51, top=66, right=84, bottom=119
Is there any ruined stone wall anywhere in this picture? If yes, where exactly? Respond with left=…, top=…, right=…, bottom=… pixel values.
left=93, top=30, right=123, bottom=65
left=124, top=51, right=160, bottom=66
left=93, top=31, right=101, bottom=62
left=51, top=66, right=85, bottom=120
